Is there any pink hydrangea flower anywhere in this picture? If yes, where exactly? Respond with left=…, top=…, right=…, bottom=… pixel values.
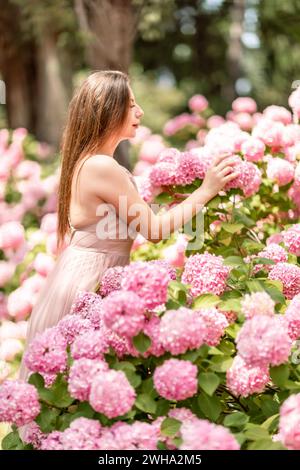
left=241, top=292, right=275, bottom=319
left=188, top=94, right=208, bottom=113
left=0, top=261, right=15, bottom=288
left=237, top=315, right=292, bottom=367
left=232, top=97, right=257, bottom=114
left=159, top=307, right=206, bottom=355
left=255, top=243, right=288, bottom=272
left=168, top=407, right=198, bottom=424
left=163, top=113, right=203, bottom=137
left=40, top=213, right=58, bottom=234
left=40, top=431, right=64, bottom=450
left=22, top=422, right=46, bottom=449
left=266, top=157, right=295, bottom=186
left=138, top=135, right=166, bottom=164
left=263, top=105, right=292, bottom=125
left=148, top=259, right=177, bottom=280
left=101, top=290, right=145, bottom=338
left=289, top=87, right=300, bottom=120
left=153, top=359, right=198, bottom=401
left=268, top=262, right=300, bottom=299
left=98, top=421, right=158, bottom=450
left=33, top=253, right=55, bottom=277
left=267, top=233, right=284, bottom=245
left=224, top=157, right=262, bottom=197
left=288, top=181, right=300, bottom=209
left=182, top=252, right=230, bottom=297
left=24, top=327, right=68, bottom=374
left=68, top=358, right=108, bottom=401
left=58, top=417, right=102, bottom=450
left=142, top=314, right=165, bottom=358
left=57, top=314, right=92, bottom=345
left=196, top=307, right=229, bottom=346
left=240, top=137, right=265, bottom=162
left=278, top=393, right=300, bottom=450
left=7, top=287, right=33, bottom=321
left=70, top=291, right=103, bottom=329
left=121, top=261, right=170, bottom=310
left=0, top=380, right=40, bottom=426
left=99, top=266, right=125, bottom=297
left=0, top=221, right=25, bottom=250
left=252, top=118, right=285, bottom=149
left=179, top=418, right=240, bottom=450
left=226, top=355, right=270, bottom=397
left=284, top=294, right=300, bottom=340
left=89, top=369, right=136, bottom=418
left=282, top=224, right=300, bottom=256
left=71, top=329, right=109, bottom=360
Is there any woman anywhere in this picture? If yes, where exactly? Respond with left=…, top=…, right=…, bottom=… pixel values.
left=18, top=70, right=238, bottom=383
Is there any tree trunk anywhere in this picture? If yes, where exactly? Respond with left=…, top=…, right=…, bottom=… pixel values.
left=223, top=0, right=245, bottom=102
left=35, top=32, right=73, bottom=146
left=0, top=0, right=36, bottom=132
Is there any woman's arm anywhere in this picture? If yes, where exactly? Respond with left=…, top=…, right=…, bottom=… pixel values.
left=86, top=154, right=238, bottom=243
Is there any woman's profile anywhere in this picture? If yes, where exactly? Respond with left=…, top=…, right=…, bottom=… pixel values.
left=18, top=70, right=238, bottom=383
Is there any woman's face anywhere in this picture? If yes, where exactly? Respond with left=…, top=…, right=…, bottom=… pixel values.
left=120, top=87, right=144, bottom=140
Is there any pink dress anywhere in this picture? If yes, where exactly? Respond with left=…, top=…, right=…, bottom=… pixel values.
left=18, top=166, right=137, bottom=384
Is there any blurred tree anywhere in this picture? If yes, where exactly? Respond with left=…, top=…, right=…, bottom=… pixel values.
left=0, top=0, right=80, bottom=146
left=0, top=1, right=37, bottom=134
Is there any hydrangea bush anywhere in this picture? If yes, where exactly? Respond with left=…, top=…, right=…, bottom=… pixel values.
left=2, top=88, right=300, bottom=450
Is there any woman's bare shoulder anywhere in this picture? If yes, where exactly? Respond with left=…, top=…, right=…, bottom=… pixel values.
left=85, top=154, right=121, bottom=177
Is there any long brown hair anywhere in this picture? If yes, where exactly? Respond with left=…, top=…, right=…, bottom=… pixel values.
left=57, top=70, right=130, bottom=251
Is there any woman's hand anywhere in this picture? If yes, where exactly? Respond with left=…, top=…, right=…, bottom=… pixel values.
left=200, top=154, right=239, bottom=200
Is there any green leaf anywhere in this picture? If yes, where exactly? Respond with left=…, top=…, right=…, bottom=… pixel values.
left=270, top=364, right=290, bottom=388
left=28, top=372, right=45, bottom=390
left=180, top=349, right=202, bottom=362
left=155, top=399, right=170, bottom=416
left=165, top=299, right=181, bottom=310
left=112, top=361, right=136, bottom=372
left=261, top=414, right=280, bottom=431
left=192, top=294, right=220, bottom=309
left=223, top=412, right=249, bottom=429
left=124, top=370, right=142, bottom=389
left=197, top=393, right=221, bottom=422
left=209, top=356, right=233, bottom=372
left=244, top=423, right=270, bottom=441
left=132, top=332, right=151, bottom=354
left=135, top=393, right=157, bottom=414
left=35, top=406, right=60, bottom=433
left=198, top=372, right=220, bottom=396
left=223, top=256, right=245, bottom=266
left=247, top=439, right=286, bottom=450
left=222, top=223, right=244, bottom=234
left=1, top=430, right=24, bottom=450
left=39, top=374, right=74, bottom=408
left=252, top=257, right=276, bottom=265
left=246, top=280, right=264, bottom=293
left=112, top=362, right=141, bottom=388
left=155, top=192, right=174, bottom=204
left=76, top=401, right=95, bottom=418
left=207, top=196, right=221, bottom=209
left=232, top=209, right=255, bottom=227
left=50, top=375, right=74, bottom=408
left=161, top=417, right=181, bottom=437
left=218, top=298, right=242, bottom=313
left=261, top=398, right=280, bottom=418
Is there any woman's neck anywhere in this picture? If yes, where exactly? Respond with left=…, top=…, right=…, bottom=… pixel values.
left=96, top=137, right=121, bottom=157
